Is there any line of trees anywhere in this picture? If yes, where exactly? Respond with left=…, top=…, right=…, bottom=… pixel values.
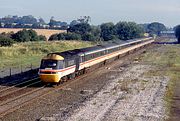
left=0, top=15, right=68, bottom=30
left=139, top=22, right=167, bottom=36
left=0, top=29, right=46, bottom=47
left=0, top=15, right=92, bottom=30
left=49, top=21, right=144, bottom=41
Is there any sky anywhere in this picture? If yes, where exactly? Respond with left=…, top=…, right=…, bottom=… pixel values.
left=0, top=0, right=180, bottom=27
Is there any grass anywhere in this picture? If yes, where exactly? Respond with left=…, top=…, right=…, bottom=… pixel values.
left=0, top=40, right=94, bottom=68
left=140, top=42, right=180, bottom=117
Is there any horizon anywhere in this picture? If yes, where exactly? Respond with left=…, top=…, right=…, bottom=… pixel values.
left=0, top=0, right=180, bottom=27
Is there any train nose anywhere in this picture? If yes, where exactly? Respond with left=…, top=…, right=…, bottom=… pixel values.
left=39, top=74, right=61, bottom=83
left=39, top=70, right=61, bottom=83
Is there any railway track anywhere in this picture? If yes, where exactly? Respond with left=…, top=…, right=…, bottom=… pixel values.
left=0, top=41, right=154, bottom=118
left=0, top=76, right=38, bottom=90
left=0, top=71, right=91, bottom=117
left=0, top=77, right=40, bottom=94
left=0, top=81, right=42, bottom=103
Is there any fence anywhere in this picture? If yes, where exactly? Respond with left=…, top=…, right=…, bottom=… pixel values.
left=0, top=64, right=39, bottom=82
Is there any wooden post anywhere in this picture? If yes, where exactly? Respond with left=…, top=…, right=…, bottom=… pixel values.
left=21, top=65, right=23, bottom=74
left=31, top=63, right=33, bottom=71
left=10, top=68, right=11, bottom=77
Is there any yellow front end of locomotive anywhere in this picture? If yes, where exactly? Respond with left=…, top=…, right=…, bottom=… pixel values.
left=40, top=74, right=61, bottom=83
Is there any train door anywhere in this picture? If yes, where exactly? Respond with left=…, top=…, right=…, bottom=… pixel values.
left=75, top=56, right=80, bottom=71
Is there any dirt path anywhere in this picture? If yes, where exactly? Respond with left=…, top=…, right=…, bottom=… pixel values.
left=62, top=65, right=168, bottom=121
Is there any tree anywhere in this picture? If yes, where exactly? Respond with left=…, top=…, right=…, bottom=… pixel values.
left=147, top=22, right=166, bottom=36
left=28, top=29, right=39, bottom=41
left=175, top=25, right=180, bottom=43
left=70, top=20, right=79, bottom=27
left=100, top=22, right=116, bottom=41
left=91, top=26, right=101, bottom=41
left=4, top=23, right=14, bottom=28
left=115, top=22, right=143, bottom=40
left=19, top=15, right=37, bottom=24
left=0, top=35, right=14, bottom=47
left=139, top=23, right=149, bottom=32
left=14, top=24, right=24, bottom=28
left=82, top=33, right=96, bottom=41
left=38, top=35, right=47, bottom=41
left=32, top=23, right=40, bottom=29
left=67, top=23, right=91, bottom=35
left=12, top=29, right=41, bottom=42
left=12, top=29, right=31, bottom=42
left=77, top=16, right=91, bottom=23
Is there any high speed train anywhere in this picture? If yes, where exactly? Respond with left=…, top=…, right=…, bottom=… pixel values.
left=39, top=37, right=154, bottom=84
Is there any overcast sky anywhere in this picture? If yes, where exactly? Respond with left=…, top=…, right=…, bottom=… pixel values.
left=0, top=0, right=180, bottom=27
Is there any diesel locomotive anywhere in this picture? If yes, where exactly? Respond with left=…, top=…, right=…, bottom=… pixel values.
left=39, top=37, right=154, bottom=84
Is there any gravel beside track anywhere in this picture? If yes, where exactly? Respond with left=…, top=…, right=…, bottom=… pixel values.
left=0, top=43, right=169, bottom=121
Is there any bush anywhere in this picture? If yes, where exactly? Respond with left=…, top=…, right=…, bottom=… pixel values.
left=82, top=33, right=96, bottom=41
left=28, top=29, right=39, bottom=41
left=57, top=33, right=66, bottom=40
left=49, top=33, right=81, bottom=41
left=49, top=34, right=59, bottom=41
left=0, top=36, right=14, bottom=47
left=12, top=29, right=43, bottom=42
left=12, top=29, right=31, bottom=42
left=38, top=35, right=47, bottom=41
left=65, top=33, right=81, bottom=40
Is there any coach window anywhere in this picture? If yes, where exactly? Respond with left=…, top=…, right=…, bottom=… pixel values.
left=58, top=60, right=64, bottom=69
left=100, top=51, right=103, bottom=56
left=79, top=56, right=83, bottom=63
left=68, top=60, right=75, bottom=66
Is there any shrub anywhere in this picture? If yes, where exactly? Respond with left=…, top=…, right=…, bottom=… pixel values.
left=49, top=34, right=59, bottom=41
left=28, top=29, right=39, bottom=41
left=65, top=33, right=81, bottom=40
left=12, top=29, right=44, bottom=42
left=0, top=36, right=14, bottom=47
left=12, top=29, right=31, bottom=42
left=57, top=33, right=66, bottom=40
left=82, top=33, right=96, bottom=41
left=49, top=33, right=81, bottom=41
left=38, top=35, right=47, bottom=41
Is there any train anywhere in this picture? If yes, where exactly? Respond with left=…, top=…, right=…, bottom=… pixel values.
left=39, top=37, right=154, bottom=84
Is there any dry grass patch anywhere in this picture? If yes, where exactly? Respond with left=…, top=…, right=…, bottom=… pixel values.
left=0, top=28, right=66, bottom=39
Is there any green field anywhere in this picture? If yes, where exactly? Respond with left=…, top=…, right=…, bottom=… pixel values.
left=0, top=41, right=94, bottom=68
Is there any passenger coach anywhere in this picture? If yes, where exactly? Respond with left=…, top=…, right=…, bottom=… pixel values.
left=39, top=37, right=154, bottom=84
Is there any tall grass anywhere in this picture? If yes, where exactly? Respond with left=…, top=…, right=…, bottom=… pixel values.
left=0, top=40, right=94, bottom=68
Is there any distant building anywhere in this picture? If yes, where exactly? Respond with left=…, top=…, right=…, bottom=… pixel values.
left=41, top=24, right=50, bottom=28
left=160, top=31, right=175, bottom=38
left=1, top=22, right=5, bottom=27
